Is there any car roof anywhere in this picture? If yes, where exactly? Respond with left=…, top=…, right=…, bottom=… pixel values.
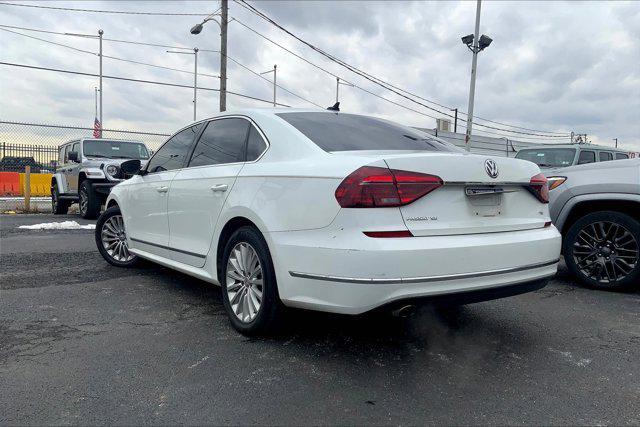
left=517, top=144, right=626, bottom=152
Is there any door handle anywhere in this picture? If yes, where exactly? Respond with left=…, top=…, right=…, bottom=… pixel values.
left=210, top=184, right=228, bottom=192
left=156, top=186, right=169, bottom=193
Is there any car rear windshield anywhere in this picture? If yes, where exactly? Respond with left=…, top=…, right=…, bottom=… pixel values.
left=515, top=148, right=576, bottom=168
left=83, top=140, right=150, bottom=159
left=277, top=112, right=460, bottom=152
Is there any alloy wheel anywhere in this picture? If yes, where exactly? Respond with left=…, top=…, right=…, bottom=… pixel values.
left=226, top=242, right=264, bottom=323
left=101, top=215, right=134, bottom=262
left=79, top=186, right=88, bottom=215
left=572, top=220, right=639, bottom=284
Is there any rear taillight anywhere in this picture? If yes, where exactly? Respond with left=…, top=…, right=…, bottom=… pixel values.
left=335, top=166, right=443, bottom=208
left=527, top=173, right=549, bottom=203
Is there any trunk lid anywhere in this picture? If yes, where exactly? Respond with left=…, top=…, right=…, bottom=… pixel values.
left=381, top=152, right=548, bottom=236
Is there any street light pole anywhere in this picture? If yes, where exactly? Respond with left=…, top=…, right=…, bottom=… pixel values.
left=98, top=29, right=103, bottom=127
left=194, top=48, right=198, bottom=121
left=167, top=48, right=200, bottom=121
left=464, top=0, right=482, bottom=152
left=335, top=77, right=354, bottom=104
left=259, top=65, right=277, bottom=107
left=613, top=138, right=618, bottom=148
left=220, top=0, right=228, bottom=112
left=190, top=5, right=224, bottom=112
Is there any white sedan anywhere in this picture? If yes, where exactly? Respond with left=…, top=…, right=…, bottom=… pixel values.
left=95, top=109, right=561, bottom=335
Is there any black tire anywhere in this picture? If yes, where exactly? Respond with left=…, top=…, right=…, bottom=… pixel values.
left=95, top=206, right=139, bottom=268
left=51, top=181, right=70, bottom=215
left=219, top=226, right=284, bottom=335
left=563, top=210, right=640, bottom=290
left=79, top=180, right=101, bottom=219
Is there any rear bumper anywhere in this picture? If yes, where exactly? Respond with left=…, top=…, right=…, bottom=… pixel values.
left=269, top=225, right=561, bottom=315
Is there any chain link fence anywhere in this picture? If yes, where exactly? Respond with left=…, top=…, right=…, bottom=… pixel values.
left=0, top=120, right=170, bottom=213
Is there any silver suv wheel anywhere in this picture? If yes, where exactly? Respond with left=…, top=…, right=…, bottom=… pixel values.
left=225, top=242, right=264, bottom=323
left=101, top=214, right=134, bottom=262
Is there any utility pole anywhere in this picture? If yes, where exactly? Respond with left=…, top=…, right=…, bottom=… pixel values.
left=453, top=108, right=458, bottom=133
left=613, top=138, right=618, bottom=148
left=98, top=29, right=103, bottom=127
left=219, top=0, right=228, bottom=112
left=463, top=0, right=482, bottom=152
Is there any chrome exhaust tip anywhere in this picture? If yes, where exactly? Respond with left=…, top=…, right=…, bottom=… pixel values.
left=392, top=305, right=416, bottom=318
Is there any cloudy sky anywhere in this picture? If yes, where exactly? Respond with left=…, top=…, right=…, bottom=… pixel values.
left=0, top=1, right=639, bottom=150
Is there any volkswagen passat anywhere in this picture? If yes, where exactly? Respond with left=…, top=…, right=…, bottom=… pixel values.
left=95, top=109, right=561, bottom=334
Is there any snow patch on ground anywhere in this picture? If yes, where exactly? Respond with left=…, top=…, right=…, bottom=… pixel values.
left=18, top=221, right=96, bottom=230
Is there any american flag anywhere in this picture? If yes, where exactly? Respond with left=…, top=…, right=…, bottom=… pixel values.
left=93, top=117, right=102, bottom=138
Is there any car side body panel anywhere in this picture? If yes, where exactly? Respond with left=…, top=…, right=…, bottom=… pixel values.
left=549, top=159, right=640, bottom=231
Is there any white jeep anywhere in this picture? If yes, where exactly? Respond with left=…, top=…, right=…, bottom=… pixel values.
left=51, top=138, right=149, bottom=219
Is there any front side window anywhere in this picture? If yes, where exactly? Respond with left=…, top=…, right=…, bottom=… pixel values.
left=63, top=145, right=70, bottom=163
left=71, top=142, right=79, bottom=157
left=277, top=112, right=460, bottom=153
left=616, top=153, right=629, bottom=160
left=147, top=123, right=204, bottom=173
left=83, top=140, right=150, bottom=160
left=578, top=150, right=595, bottom=164
left=189, top=118, right=250, bottom=167
left=599, top=152, right=613, bottom=162
left=515, top=148, right=577, bottom=168
left=59, top=145, right=68, bottom=163
left=246, top=125, right=268, bottom=161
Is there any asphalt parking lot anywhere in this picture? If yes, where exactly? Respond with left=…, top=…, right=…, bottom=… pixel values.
left=1, top=214, right=639, bottom=425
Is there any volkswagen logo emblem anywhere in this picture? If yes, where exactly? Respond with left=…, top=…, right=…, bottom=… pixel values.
left=484, top=159, right=499, bottom=178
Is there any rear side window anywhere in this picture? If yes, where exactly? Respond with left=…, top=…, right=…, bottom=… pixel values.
left=616, top=153, right=629, bottom=160
left=147, top=123, right=204, bottom=173
left=515, top=148, right=576, bottom=168
left=277, top=112, right=459, bottom=153
left=578, top=150, right=595, bottom=165
left=189, top=118, right=250, bottom=167
left=246, top=125, right=268, bottom=161
left=599, top=152, right=613, bottom=162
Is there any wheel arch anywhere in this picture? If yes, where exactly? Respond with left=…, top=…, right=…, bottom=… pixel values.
left=560, top=197, right=640, bottom=235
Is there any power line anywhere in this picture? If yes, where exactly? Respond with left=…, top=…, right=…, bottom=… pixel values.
left=0, top=27, right=220, bottom=79
left=0, top=23, right=320, bottom=107
left=0, top=61, right=291, bottom=107
left=232, top=17, right=439, bottom=121
left=235, top=0, right=570, bottom=138
left=0, top=2, right=211, bottom=16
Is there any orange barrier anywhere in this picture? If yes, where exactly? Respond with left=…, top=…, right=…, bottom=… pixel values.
left=0, top=172, right=21, bottom=196
left=19, top=173, right=52, bottom=197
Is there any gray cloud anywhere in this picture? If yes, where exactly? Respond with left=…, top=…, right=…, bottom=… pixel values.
left=0, top=0, right=638, bottom=151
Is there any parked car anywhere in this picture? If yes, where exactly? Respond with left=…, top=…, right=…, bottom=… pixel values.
left=0, top=156, right=50, bottom=173
left=51, top=138, right=150, bottom=219
left=548, top=159, right=640, bottom=289
left=95, top=109, right=561, bottom=335
left=515, top=144, right=631, bottom=170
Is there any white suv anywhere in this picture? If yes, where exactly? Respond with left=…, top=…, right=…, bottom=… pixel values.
left=95, top=109, right=561, bottom=335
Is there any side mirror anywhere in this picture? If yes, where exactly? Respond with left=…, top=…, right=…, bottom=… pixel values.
left=120, top=159, right=142, bottom=176
left=68, top=151, right=79, bottom=163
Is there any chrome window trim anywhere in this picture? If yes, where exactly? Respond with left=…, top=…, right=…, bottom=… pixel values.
left=144, top=114, right=270, bottom=175
left=289, top=259, right=559, bottom=285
